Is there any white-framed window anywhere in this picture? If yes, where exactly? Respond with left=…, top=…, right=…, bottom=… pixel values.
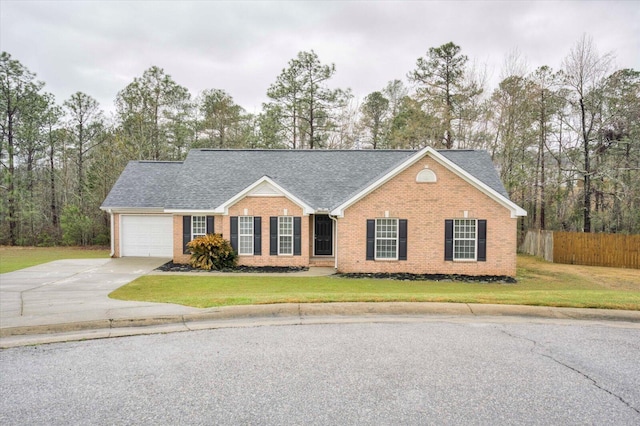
left=375, top=218, right=398, bottom=260
left=239, top=216, right=253, bottom=255
left=192, top=216, right=206, bottom=240
left=278, top=216, right=293, bottom=255
left=454, top=219, right=476, bottom=260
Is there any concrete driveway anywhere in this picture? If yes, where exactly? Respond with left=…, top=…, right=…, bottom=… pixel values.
left=0, top=258, right=200, bottom=329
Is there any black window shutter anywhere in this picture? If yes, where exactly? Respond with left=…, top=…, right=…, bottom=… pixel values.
left=270, top=217, right=278, bottom=255
left=183, top=216, right=191, bottom=254
left=444, top=219, right=453, bottom=261
left=206, top=216, right=214, bottom=234
left=230, top=216, right=238, bottom=252
left=398, top=219, right=408, bottom=261
left=293, top=217, right=301, bottom=256
left=477, top=219, right=487, bottom=261
left=366, top=219, right=375, bottom=260
left=254, top=217, right=262, bottom=255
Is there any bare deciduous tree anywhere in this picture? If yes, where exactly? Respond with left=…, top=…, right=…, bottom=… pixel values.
left=562, top=34, right=613, bottom=232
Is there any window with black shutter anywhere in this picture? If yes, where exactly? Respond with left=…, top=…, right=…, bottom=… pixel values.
left=366, top=219, right=375, bottom=260
left=230, top=216, right=238, bottom=252
left=366, top=218, right=407, bottom=261
left=270, top=216, right=301, bottom=256
left=182, top=216, right=191, bottom=254
left=445, top=219, right=486, bottom=262
left=398, top=219, right=407, bottom=261
left=270, top=217, right=278, bottom=255
left=293, top=217, right=301, bottom=256
left=477, top=220, right=486, bottom=262
left=253, top=217, right=262, bottom=255
left=444, top=219, right=453, bottom=261
left=206, top=216, right=214, bottom=234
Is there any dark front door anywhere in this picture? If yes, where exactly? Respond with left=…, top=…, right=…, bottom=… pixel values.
left=314, top=215, right=333, bottom=256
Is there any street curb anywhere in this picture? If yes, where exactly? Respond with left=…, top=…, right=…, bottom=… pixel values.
left=2, top=302, right=639, bottom=339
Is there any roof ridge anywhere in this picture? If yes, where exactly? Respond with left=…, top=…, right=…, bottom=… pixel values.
left=137, top=160, right=184, bottom=164
left=105, top=148, right=512, bottom=212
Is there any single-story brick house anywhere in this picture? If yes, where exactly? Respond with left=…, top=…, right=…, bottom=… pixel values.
left=101, top=147, right=526, bottom=276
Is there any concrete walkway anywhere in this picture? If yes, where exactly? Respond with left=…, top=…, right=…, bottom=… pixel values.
left=1, top=259, right=639, bottom=348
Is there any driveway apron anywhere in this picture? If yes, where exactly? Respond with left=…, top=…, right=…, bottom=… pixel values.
left=0, top=258, right=199, bottom=329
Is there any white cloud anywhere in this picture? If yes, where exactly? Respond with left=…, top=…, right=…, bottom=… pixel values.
left=1, top=0, right=638, bottom=114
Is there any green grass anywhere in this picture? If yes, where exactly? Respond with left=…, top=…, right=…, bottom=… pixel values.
left=0, top=246, right=110, bottom=273
left=110, top=255, right=640, bottom=310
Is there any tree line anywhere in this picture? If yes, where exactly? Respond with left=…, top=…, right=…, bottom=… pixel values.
left=1, top=35, right=639, bottom=246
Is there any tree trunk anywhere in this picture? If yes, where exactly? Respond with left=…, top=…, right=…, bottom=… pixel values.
left=7, top=113, right=17, bottom=245
left=444, top=77, right=453, bottom=149
left=292, top=107, right=297, bottom=149
left=77, top=120, right=84, bottom=210
left=539, top=88, right=546, bottom=229
left=580, top=97, right=592, bottom=233
left=49, top=131, right=58, bottom=229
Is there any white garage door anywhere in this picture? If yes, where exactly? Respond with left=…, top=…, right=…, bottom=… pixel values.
left=121, top=215, right=173, bottom=257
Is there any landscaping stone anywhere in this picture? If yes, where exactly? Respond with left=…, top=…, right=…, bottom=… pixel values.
left=337, top=272, right=517, bottom=284
left=156, top=261, right=309, bottom=274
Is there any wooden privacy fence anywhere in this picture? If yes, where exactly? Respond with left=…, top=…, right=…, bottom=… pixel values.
left=521, top=231, right=640, bottom=269
left=554, top=232, right=640, bottom=269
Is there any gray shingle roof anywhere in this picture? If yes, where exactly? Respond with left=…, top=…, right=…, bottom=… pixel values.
left=102, top=149, right=510, bottom=211
left=439, top=150, right=509, bottom=198
left=165, top=149, right=417, bottom=210
left=101, top=161, right=183, bottom=209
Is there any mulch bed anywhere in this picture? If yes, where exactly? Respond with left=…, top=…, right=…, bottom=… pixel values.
left=337, top=272, right=517, bottom=284
left=156, top=261, right=515, bottom=282
left=156, top=261, right=308, bottom=273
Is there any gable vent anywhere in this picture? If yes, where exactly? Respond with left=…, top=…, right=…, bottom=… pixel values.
left=416, top=168, right=437, bottom=183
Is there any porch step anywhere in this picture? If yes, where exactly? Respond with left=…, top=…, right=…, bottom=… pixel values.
left=309, top=257, right=335, bottom=267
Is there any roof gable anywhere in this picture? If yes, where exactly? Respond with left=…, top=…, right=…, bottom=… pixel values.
left=430, top=149, right=526, bottom=218
left=329, top=147, right=526, bottom=218
left=210, top=176, right=314, bottom=215
left=439, top=150, right=509, bottom=199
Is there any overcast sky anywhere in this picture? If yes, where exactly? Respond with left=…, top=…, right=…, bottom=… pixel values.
left=1, top=0, right=639, bottom=116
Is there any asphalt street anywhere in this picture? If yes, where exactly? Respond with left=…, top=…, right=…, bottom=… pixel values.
left=1, top=318, right=639, bottom=425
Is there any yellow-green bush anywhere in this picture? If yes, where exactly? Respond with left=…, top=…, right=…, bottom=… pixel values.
left=187, top=234, right=238, bottom=270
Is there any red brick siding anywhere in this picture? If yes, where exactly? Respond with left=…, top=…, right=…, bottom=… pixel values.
left=172, top=213, right=224, bottom=263
left=173, top=197, right=309, bottom=266
left=336, top=157, right=518, bottom=276
left=172, top=215, right=191, bottom=264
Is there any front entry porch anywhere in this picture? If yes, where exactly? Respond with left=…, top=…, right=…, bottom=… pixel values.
left=308, top=215, right=335, bottom=267
left=309, top=256, right=335, bottom=267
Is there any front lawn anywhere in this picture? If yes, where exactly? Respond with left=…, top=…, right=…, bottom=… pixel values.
left=109, top=255, right=640, bottom=310
left=0, top=246, right=110, bottom=273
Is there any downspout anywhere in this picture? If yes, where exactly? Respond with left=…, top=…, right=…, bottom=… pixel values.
left=329, top=215, right=338, bottom=270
